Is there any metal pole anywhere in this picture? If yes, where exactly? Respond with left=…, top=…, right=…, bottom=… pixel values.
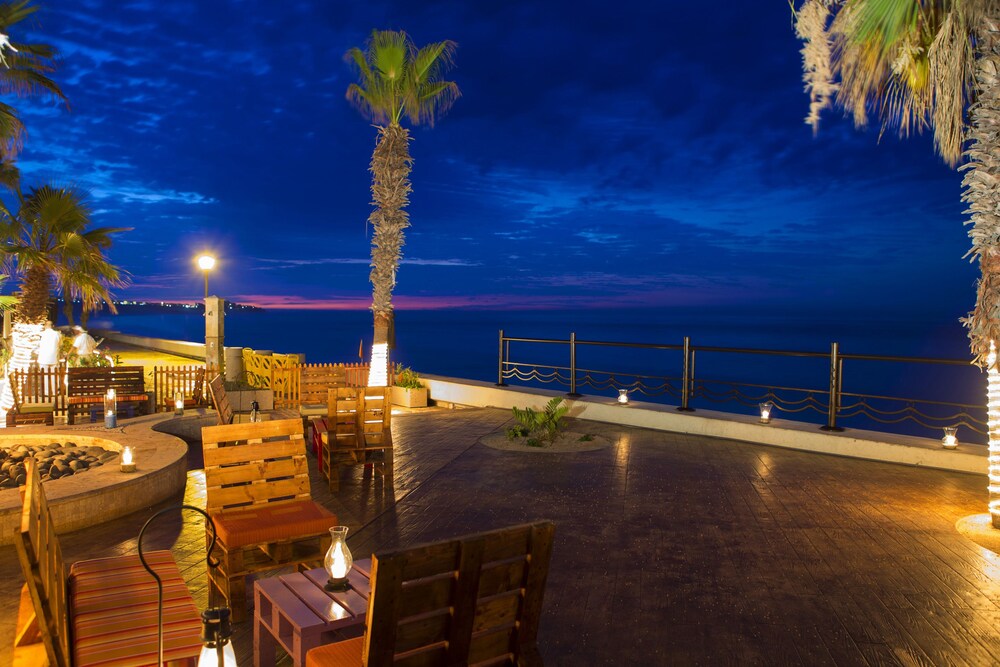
left=567, top=332, right=581, bottom=397
left=821, top=341, right=843, bottom=431
left=203, top=271, right=209, bottom=299
left=496, top=329, right=506, bottom=386
left=678, top=336, right=694, bottom=412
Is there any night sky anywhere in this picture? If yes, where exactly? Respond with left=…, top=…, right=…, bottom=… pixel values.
left=5, top=1, right=978, bottom=323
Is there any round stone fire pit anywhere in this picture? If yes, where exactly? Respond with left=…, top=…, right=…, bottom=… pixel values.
left=0, top=412, right=193, bottom=545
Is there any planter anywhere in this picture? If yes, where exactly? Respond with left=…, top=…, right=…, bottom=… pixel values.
left=391, top=386, right=428, bottom=408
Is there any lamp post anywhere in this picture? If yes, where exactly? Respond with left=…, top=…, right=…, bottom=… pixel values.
left=197, top=254, right=216, bottom=299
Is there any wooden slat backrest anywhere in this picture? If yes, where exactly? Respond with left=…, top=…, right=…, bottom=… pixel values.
left=66, top=366, right=145, bottom=397
left=362, top=520, right=556, bottom=667
left=326, top=387, right=362, bottom=451
left=300, top=364, right=348, bottom=406
left=153, top=365, right=206, bottom=410
left=202, top=418, right=311, bottom=513
left=10, top=366, right=66, bottom=414
left=359, top=387, right=391, bottom=448
left=208, top=374, right=234, bottom=425
left=14, top=459, right=71, bottom=667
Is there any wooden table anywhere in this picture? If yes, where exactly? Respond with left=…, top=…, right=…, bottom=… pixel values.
left=254, top=558, right=372, bottom=667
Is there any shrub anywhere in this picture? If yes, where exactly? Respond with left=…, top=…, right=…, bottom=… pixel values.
left=505, top=397, right=569, bottom=447
left=394, top=364, right=424, bottom=389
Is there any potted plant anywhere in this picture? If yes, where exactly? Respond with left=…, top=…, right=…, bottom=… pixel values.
left=390, top=364, right=428, bottom=408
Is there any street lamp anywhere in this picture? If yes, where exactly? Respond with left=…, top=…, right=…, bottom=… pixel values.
left=197, top=254, right=216, bottom=299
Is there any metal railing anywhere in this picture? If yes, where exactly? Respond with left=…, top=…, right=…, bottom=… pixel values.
left=496, top=330, right=986, bottom=441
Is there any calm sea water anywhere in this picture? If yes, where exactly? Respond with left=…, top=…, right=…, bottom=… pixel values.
left=84, top=307, right=985, bottom=441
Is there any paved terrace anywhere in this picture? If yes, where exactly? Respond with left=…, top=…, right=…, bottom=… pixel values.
left=0, top=406, right=998, bottom=666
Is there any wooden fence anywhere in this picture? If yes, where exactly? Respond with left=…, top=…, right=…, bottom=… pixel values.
left=270, top=363, right=368, bottom=409
left=152, top=365, right=206, bottom=412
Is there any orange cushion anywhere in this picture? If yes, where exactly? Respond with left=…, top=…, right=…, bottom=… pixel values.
left=306, top=636, right=364, bottom=666
left=212, top=499, right=337, bottom=548
left=69, top=550, right=202, bottom=667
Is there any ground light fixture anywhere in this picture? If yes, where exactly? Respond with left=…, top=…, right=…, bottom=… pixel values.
left=759, top=401, right=774, bottom=424
left=617, top=389, right=630, bottom=405
left=138, top=504, right=234, bottom=667
left=324, top=525, right=354, bottom=591
left=942, top=427, right=959, bottom=450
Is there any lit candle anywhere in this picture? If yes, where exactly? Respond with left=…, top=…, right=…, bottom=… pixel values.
left=617, top=389, right=629, bottom=405
left=759, top=401, right=774, bottom=424
left=120, top=445, right=136, bottom=473
left=174, top=391, right=185, bottom=416
left=942, top=427, right=958, bottom=449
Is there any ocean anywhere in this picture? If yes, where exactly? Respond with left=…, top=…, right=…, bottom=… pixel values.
left=83, top=307, right=985, bottom=442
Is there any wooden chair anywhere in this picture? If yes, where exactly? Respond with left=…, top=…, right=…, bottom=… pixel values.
left=320, top=386, right=362, bottom=490
left=6, top=371, right=55, bottom=427
left=305, top=520, right=556, bottom=667
left=207, top=373, right=234, bottom=425
left=13, top=459, right=202, bottom=666
left=201, top=418, right=337, bottom=622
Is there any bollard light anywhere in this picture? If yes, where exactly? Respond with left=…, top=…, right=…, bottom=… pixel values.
left=324, top=526, right=354, bottom=592
left=104, top=388, right=117, bottom=428
left=942, top=426, right=959, bottom=449
left=120, top=445, right=136, bottom=473
left=759, top=401, right=774, bottom=424
left=617, top=389, right=630, bottom=405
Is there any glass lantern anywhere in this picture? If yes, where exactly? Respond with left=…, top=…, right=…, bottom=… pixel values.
left=174, top=390, right=185, bottom=416
left=617, top=389, right=629, bottom=405
left=120, top=445, right=136, bottom=473
left=759, top=401, right=774, bottom=424
left=104, top=388, right=117, bottom=428
left=324, top=526, right=353, bottom=591
left=197, top=607, right=236, bottom=667
left=942, top=427, right=958, bottom=449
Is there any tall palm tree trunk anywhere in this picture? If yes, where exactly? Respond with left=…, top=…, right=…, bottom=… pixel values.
left=366, top=123, right=412, bottom=386
left=963, top=15, right=1000, bottom=528
left=1, top=266, right=52, bottom=419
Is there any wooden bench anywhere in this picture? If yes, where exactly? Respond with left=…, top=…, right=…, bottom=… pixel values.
left=202, top=418, right=337, bottom=622
left=305, top=520, right=556, bottom=667
left=13, top=458, right=202, bottom=666
left=66, top=366, right=149, bottom=425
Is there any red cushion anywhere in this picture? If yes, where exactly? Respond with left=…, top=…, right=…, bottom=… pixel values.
left=212, top=499, right=337, bottom=548
left=306, top=636, right=364, bottom=666
left=69, top=550, right=202, bottom=667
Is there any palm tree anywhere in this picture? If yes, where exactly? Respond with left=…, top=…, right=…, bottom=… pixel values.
left=0, top=1, right=66, bottom=199
left=795, top=0, right=1000, bottom=526
left=345, top=29, right=460, bottom=386
left=0, top=186, right=128, bottom=415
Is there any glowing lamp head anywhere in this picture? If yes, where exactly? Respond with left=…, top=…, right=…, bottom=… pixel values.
left=324, top=526, right=353, bottom=591
left=120, top=445, right=136, bottom=473
left=197, top=255, right=216, bottom=271
left=759, top=401, right=774, bottom=424
left=617, top=389, right=630, bottom=405
left=942, top=427, right=958, bottom=449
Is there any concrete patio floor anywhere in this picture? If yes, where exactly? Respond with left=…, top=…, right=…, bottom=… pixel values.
left=1, top=406, right=998, bottom=665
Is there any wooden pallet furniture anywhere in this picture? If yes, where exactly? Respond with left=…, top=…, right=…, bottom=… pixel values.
left=66, top=366, right=149, bottom=425
left=6, top=371, right=55, bottom=427
left=319, top=387, right=363, bottom=490
left=298, top=364, right=348, bottom=416
left=201, top=418, right=337, bottom=622
left=254, top=558, right=373, bottom=667
left=207, top=373, right=233, bottom=425
left=153, top=365, right=206, bottom=412
left=304, top=520, right=556, bottom=667
left=13, top=459, right=202, bottom=667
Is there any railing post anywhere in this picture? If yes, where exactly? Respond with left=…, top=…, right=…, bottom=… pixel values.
left=496, top=329, right=506, bottom=386
left=821, top=341, right=843, bottom=431
left=567, top=332, right=581, bottom=397
left=678, top=336, right=694, bottom=412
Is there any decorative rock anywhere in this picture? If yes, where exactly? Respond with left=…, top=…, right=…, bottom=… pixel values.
left=0, top=440, right=116, bottom=487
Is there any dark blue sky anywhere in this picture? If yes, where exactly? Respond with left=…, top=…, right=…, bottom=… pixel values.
left=8, top=0, right=976, bottom=322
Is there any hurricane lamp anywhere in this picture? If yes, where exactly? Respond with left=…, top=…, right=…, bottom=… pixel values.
left=324, top=526, right=353, bottom=591
left=120, top=445, right=136, bottom=473
left=174, top=391, right=185, bottom=416
left=617, top=389, right=629, bottom=405
left=759, top=401, right=774, bottom=424
left=104, top=388, right=117, bottom=428
left=942, top=427, right=958, bottom=450
left=198, top=607, right=236, bottom=666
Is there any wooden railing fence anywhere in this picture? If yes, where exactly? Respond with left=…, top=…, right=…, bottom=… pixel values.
left=152, top=365, right=206, bottom=412
left=270, top=362, right=368, bottom=409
